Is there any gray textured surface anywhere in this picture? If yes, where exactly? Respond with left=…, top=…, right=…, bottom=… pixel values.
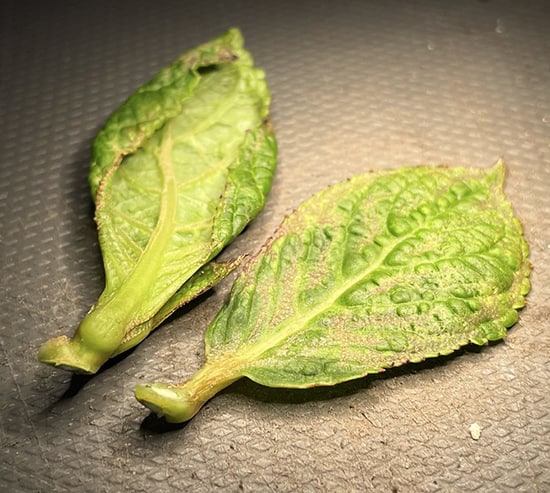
left=1, top=0, right=549, bottom=491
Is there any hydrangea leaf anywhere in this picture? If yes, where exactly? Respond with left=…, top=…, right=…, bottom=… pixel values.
left=38, top=29, right=277, bottom=373
left=135, top=160, right=531, bottom=423
left=112, top=258, right=243, bottom=357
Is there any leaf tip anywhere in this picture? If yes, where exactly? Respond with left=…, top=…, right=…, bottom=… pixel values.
left=487, top=156, right=506, bottom=188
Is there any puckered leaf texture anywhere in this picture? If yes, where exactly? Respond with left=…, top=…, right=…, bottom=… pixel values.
left=135, top=160, right=531, bottom=423
left=38, top=28, right=277, bottom=373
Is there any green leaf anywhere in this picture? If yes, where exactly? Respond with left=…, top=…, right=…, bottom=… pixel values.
left=112, top=258, right=244, bottom=357
left=38, top=29, right=277, bottom=373
left=135, top=159, right=531, bottom=422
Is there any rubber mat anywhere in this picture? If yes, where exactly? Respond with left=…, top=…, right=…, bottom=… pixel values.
left=1, top=1, right=549, bottom=491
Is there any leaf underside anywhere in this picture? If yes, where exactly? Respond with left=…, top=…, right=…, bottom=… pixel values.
left=38, top=28, right=277, bottom=373
left=219, top=160, right=531, bottom=388
left=135, top=160, right=531, bottom=422
left=112, top=258, right=243, bottom=357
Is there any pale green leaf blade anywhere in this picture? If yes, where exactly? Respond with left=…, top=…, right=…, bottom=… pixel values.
left=135, top=160, right=531, bottom=422
left=88, top=28, right=248, bottom=199
left=38, top=29, right=277, bottom=373
left=112, top=258, right=243, bottom=357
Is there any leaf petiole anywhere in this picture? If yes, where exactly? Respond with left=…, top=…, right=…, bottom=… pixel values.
left=135, top=356, right=242, bottom=422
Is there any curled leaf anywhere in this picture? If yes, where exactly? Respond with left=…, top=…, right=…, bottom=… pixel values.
left=38, top=29, right=277, bottom=373
left=135, top=160, right=531, bottom=422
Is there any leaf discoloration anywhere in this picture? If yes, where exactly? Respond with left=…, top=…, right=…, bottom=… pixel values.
left=136, top=160, right=530, bottom=423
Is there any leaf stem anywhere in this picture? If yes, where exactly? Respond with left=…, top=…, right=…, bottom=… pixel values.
left=135, top=356, right=242, bottom=423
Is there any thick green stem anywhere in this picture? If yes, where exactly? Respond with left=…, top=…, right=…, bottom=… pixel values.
left=135, top=357, right=242, bottom=423
left=37, top=334, right=106, bottom=375
left=37, top=296, right=132, bottom=373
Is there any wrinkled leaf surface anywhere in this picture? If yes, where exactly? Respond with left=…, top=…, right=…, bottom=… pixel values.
left=39, top=28, right=277, bottom=373
left=135, top=160, right=531, bottom=422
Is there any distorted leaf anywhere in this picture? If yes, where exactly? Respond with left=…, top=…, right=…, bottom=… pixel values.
left=39, top=29, right=277, bottom=373
left=135, top=160, right=530, bottom=422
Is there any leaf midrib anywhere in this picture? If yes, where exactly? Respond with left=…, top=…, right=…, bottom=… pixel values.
left=103, top=63, right=253, bottom=331
left=102, top=121, right=179, bottom=327
left=234, top=237, right=397, bottom=368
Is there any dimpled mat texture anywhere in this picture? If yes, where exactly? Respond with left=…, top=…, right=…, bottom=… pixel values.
left=1, top=1, right=549, bottom=492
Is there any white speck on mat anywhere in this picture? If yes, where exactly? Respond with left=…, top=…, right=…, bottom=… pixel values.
left=469, top=422, right=482, bottom=440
